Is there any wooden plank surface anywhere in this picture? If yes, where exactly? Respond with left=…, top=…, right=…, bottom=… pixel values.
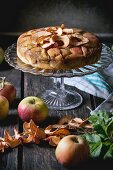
left=22, top=73, right=92, bottom=170
left=0, top=62, right=111, bottom=170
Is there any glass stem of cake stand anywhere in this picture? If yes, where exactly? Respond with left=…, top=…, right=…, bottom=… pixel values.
left=53, top=77, right=66, bottom=97
left=41, top=76, right=83, bottom=110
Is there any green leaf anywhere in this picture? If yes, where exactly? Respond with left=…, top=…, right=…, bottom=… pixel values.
left=88, top=111, right=109, bottom=126
left=90, top=142, right=102, bottom=157
left=83, top=133, right=101, bottom=143
left=104, top=144, right=113, bottom=159
left=90, top=110, right=109, bottom=121
left=93, top=124, right=107, bottom=139
left=88, top=114, right=99, bottom=124
left=84, top=110, right=113, bottom=159
left=105, top=119, right=113, bottom=137
left=88, top=112, right=109, bottom=138
left=83, top=134, right=102, bottom=157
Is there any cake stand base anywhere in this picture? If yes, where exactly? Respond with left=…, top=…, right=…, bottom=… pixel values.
left=41, top=88, right=83, bottom=110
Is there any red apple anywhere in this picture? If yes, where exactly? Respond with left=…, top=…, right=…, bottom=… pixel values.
left=18, top=96, right=48, bottom=123
left=0, top=95, right=9, bottom=120
left=0, top=77, right=16, bottom=104
left=55, top=135, right=90, bottom=167
left=0, top=79, right=16, bottom=104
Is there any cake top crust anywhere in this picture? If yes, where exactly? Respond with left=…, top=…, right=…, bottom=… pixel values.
left=17, top=24, right=101, bottom=70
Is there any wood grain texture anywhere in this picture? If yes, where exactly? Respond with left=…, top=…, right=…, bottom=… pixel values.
left=22, top=73, right=92, bottom=170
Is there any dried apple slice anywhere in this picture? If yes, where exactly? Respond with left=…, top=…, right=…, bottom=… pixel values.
left=0, top=140, right=8, bottom=152
left=14, top=128, right=22, bottom=142
left=4, top=130, right=21, bottom=148
left=74, top=34, right=89, bottom=46
left=45, top=136, right=61, bottom=146
left=54, top=128, right=70, bottom=136
left=22, top=133, right=33, bottom=143
left=56, top=27, right=63, bottom=36
left=63, top=28, right=74, bottom=34
left=45, top=124, right=70, bottom=136
left=58, top=116, right=73, bottom=125
left=57, top=35, right=70, bottom=48
left=41, top=42, right=54, bottom=49
left=23, top=121, right=31, bottom=132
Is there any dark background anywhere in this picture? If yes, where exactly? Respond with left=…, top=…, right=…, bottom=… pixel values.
left=0, top=0, right=113, bottom=34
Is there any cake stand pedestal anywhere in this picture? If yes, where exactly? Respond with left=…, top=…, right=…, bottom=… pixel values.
left=41, top=77, right=82, bottom=110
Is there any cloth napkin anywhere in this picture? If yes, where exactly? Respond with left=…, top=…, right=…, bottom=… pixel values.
left=64, top=47, right=113, bottom=99
left=93, top=92, right=113, bottom=113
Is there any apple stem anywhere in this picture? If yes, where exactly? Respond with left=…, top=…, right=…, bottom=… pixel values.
left=0, top=77, right=6, bottom=90
left=30, top=98, right=35, bottom=104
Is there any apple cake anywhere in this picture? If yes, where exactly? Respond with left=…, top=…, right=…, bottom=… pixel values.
left=17, top=24, right=102, bottom=70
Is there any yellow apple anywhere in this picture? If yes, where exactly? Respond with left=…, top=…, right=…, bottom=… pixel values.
left=55, top=135, right=90, bottom=167
left=0, top=96, right=9, bottom=120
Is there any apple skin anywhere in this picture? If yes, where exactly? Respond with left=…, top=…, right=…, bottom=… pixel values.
left=18, top=96, right=48, bottom=123
left=55, top=135, right=90, bottom=167
left=0, top=82, right=16, bottom=104
left=0, top=95, right=9, bottom=120
left=0, top=47, right=4, bottom=64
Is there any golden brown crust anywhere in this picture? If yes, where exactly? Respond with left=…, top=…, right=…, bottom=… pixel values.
left=17, top=25, right=102, bottom=70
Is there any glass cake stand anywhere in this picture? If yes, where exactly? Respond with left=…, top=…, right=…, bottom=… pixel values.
left=4, top=43, right=113, bottom=110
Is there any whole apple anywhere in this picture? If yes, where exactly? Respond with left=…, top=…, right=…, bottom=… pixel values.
left=0, top=95, right=9, bottom=120
left=0, top=80, right=16, bottom=104
left=18, top=96, right=48, bottom=123
left=0, top=47, right=4, bottom=64
left=55, top=135, right=90, bottom=167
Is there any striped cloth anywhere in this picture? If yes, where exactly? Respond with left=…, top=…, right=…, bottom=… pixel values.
left=93, top=92, right=113, bottom=112
left=64, top=62, right=113, bottom=99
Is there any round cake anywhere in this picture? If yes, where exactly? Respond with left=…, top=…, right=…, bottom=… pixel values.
left=17, top=24, right=102, bottom=70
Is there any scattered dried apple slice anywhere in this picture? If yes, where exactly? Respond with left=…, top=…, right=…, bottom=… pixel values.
left=0, top=137, right=9, bottom=152
left=68, top=118, right=85, bottom=128
left=22, top=133, right=33, bottom=143
left=45, top=136, right=61, bottom=146
left=23, top=120, right=46, bottom=140
left=0, top=115, right=93, bottom=153
left=4, top=130, right=21, bottom=148
left=45, top=124, right=70, bottom=137
left=54, top=128, right=70, bottom=136
left=45, top=124, right=67, bottom=135
left=14, top=128, right=22, bottom=142
left=23, top=121, right=31, bottom=132
left=0, top=140, right=8, bottom=152
left=58, top=116, right=73, bottom=125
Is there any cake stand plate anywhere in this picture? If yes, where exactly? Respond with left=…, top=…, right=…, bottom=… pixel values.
left=4, top=43, right=113, bottom=110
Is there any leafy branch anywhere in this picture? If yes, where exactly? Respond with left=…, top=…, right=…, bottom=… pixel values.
left=83, top=110, right=113, bottom=159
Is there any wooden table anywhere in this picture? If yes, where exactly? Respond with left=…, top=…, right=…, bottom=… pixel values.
left=0, top=35, right=112, bottom=170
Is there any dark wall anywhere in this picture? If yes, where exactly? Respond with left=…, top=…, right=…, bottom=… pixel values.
left=0, top=0, right=113, bottom=33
